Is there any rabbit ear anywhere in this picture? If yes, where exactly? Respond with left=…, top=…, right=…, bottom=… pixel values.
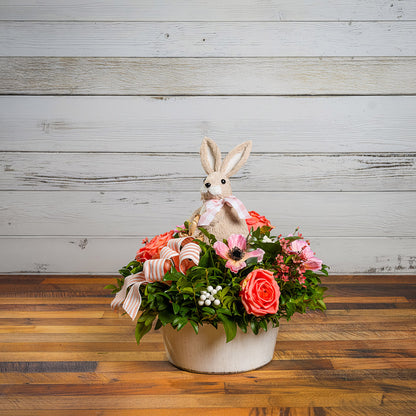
left=220, top=140, right=252, bottom=177
left=200, top=137, right=222, bottom=174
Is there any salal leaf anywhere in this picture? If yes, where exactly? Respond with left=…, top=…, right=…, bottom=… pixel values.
left=218, top=313, right=237, bottom=343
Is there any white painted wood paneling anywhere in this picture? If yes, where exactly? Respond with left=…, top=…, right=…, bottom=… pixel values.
left=1, top=237, right=414, bottom=274
left=0, top=1, right=414, bottom=275
left=2, top=22, right=415, bottom=57
left=1, top=191, right=414, bottom=238
left=0, top=0, right=414, bottom=21
left=2, top=57, right=415, bottom=95
left=1, top=96, right=415, bottom=153
left=1, top=152, right=414, bottom=192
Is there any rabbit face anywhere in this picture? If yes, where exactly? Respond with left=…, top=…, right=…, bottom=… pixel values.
left=199, top=137, right=252, bottom=200
left=201, top=171, right=232, bottom=200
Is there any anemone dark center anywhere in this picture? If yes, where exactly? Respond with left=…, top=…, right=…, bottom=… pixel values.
left=229, top=247, right=244, bottom=260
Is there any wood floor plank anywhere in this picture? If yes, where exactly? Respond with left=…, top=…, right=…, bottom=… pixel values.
left=0, top=392, right=385, bottom=409
left=0, top=274, right=414, bottom=414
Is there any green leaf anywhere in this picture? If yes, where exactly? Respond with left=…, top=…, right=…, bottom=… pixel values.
left=218, top=313, right=237, bottom=343
left=317, top=299, right=327, bottom=310
left=104, top=284, right=117, bottom=291
left=198, top=227, right=217, bottom=245
left=180, top=287, right=194, bottom=295
left=118, top=268, right=131, bottom=277
left=172, top=316, right=188, bottom=330
left=135, top=320, right=153, bottom=345
left=259, top=320, right=268, bottom=332
left=216, top=307, right=232, bottom=316
left=189, top=320, right=199, bottom=335
left=250, top=320, right=259, bottom=335
left=154, top=318, right=163, bottom=330
left=197, top=249, right=212, bottom=268
left=158, top=310, right=175, bottom=325
left=172, top=302, right=180, bottom=315
left=202, top=306, right=216, bottom=316
left=246, top=256, right=259, bottom=266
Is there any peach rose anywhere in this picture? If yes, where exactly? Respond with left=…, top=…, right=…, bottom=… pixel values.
left=135, top=230, right=175, bottom=262
left=240, top=269, right=280, bottom=316
left=246, top=211, right=274, bottom=232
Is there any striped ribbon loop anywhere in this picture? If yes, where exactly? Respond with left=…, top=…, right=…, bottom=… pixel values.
left=179, top=242, right=201, bottom=274
left=143, top=258, right=171, bottom=282
left=110, top=272, right=146, bottom=320
left=167, top=236, right=193, bottom=252
left=111, top=237, right=201, bottom=320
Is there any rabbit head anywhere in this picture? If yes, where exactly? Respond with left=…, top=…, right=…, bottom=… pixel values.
left=199, top=137, right=252, bottom=201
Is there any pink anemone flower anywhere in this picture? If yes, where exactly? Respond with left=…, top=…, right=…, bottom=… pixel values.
left=213, top=234, right=265, bottom=273
left=289, top=239, right=322, bottom=271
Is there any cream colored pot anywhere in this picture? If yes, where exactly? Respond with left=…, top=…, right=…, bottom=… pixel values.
left=161, top=323, right=278, bottom=374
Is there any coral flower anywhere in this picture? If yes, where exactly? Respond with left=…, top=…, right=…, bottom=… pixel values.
left=213, top=234, right=265, bottom=273
left=246, top=211, right=274, bottom=232
left=135, top=230, right=175, bottom=262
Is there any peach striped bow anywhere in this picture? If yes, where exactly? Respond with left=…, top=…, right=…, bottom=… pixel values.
left=111, top=237, right=201, bottom=320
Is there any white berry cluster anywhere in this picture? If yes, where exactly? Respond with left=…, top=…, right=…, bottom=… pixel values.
left=198, top=285, right=222, bottom=307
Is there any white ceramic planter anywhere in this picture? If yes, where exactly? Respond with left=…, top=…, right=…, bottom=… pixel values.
left=161, top=323, right=278, bottom=374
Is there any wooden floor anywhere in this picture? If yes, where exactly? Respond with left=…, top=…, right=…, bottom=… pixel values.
left=0, top=275, right=415, bottom=416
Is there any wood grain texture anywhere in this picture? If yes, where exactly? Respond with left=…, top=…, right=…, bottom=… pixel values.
left=2, top=22, right=415, bottom=57
left=1, top=57, right=415, bottom=95
left=0, top=0, right=414, bottom=21
left=1, top=191, right=415, bottom=237
left=0, top=274, right=415, bottom=414
left=0, top=237, right=414, bottom=274
left=1, top=95, right=415, bottom=153
left=1, top=152, right=414, bottom=191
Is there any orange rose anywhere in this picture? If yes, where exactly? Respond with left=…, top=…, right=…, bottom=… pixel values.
left=240, top=269, right=280, bottom=316
left=246, top=211, right=274, bottom=232
left=135, top=230, right=175, bottom=262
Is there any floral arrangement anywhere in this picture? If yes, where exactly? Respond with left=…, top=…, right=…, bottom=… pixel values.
left=108, top=211, right=329, bottom=344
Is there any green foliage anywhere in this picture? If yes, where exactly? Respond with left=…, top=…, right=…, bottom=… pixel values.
left=107, top=228, right=329, bottom=345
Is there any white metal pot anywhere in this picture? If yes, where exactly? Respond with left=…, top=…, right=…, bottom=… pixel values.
left=161, top=323, right=278, bottom=374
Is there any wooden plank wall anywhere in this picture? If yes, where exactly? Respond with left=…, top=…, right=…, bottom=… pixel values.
left=0, top=1, right=415, bottom=274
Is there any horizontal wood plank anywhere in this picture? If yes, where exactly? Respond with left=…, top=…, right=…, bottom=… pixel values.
left=1, top=95, right=415, bottom=153
left=1, top=153, right=414, bottom=191
left=2, top=22, right=415, bottom=57
left=1, top=57, right=415, bottom=95
left=1, top=191, right=414, bottom=237
left=1, top=273, right=415, bottom=413
left=0, top=392, right=387, bottom=409
left=1, top=408, right=416, bottom=416
left=0, top=0, right=414, bottom=21
left=0, top=236, right=414, bottom=274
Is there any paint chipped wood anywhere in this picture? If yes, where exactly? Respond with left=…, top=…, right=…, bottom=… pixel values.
left=1, top=57, right=415, bottom=95
left=1, top=96, right=415, bottom=153
left=1, top=22, right=415, bottom=57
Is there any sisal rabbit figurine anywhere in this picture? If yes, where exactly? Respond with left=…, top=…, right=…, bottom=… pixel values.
left=189, top=137, right=252, bottom=244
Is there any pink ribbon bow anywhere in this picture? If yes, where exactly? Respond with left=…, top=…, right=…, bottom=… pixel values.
left=198, top=195, right=250, bottom=226
left=111, top=237, right=201, bottom=320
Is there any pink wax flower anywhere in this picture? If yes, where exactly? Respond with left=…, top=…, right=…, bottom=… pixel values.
left=289, top=239, right=322, bottom=271
left=213, top=234, right=265, bottom=273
